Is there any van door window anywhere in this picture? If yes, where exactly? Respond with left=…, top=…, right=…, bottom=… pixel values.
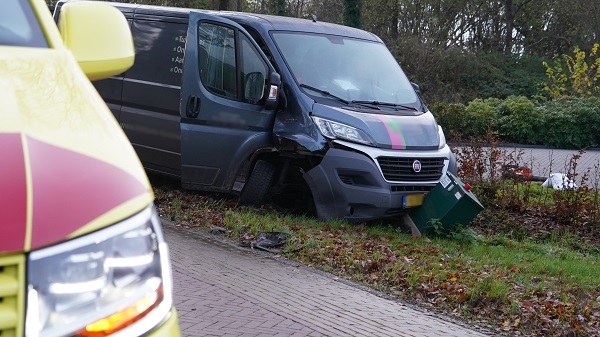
left=198, top=23, right=237, bottom=98
left=243, top=27, right=276, bottom=67
left=197, top=22, right=268, bottom=105
left=240, top=35, right=267, bottom=104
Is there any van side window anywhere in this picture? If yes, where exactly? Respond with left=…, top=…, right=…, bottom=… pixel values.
left=243, top=26, right=278, bottom=72
left=198, top=22, right=237, bottom=98
left=127, top=20, right=187, bottom=87
left=240, top=34, right=267, bottom=104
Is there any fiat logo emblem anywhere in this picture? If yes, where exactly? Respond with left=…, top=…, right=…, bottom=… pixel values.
left=412, top=160, right=422, bottom=173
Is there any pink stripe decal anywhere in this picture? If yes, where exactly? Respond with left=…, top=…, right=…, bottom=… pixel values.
left=376, top=115, right=406, bottom=149
left=0, top=134, right=27, bottom=253
left=28, top=137, right=148, bottom=250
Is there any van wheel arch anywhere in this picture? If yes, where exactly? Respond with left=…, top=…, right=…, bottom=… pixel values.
left=237, top=159, right=276, bottom=207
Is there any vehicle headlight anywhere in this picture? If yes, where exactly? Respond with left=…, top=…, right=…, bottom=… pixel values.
left=438, top=125, right=447, bottom=149
left=25, top=205, right=173, bottom=337
left=312, top=116, right=374, bottom=145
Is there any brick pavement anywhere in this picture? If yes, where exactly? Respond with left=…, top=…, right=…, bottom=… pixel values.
left=165, top=222, right=494, bottom=337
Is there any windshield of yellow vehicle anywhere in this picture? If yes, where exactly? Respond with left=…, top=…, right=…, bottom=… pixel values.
left=273, top=32, right=418, bottom=106
left=0, top=0, right=47, bottom=47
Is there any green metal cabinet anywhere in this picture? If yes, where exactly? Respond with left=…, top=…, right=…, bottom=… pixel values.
left=409, top=172, right=484, bottom=235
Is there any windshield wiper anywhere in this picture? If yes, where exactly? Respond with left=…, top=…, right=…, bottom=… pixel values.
left=299, top=84, right=349, bottom=104
left=350, top=100, right=419, bottom=112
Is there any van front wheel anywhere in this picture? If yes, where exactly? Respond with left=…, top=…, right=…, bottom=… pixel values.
left=238, top=160, right=276, bottom=207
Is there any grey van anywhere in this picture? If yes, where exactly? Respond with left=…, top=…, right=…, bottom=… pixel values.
left=54, top=1, right=457, bottom=222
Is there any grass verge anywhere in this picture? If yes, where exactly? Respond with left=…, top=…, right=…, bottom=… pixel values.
left=152, top=141, right=600, bottom=336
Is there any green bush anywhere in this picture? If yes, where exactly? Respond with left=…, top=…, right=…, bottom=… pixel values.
left=539, top=97, right=600, bottom=149
left=463, top=98, right=503, bottom=137
left=497, top=96, right=543, bottom=144
left=434, top=96, right=600, bottom=149
left=429, top=102, right=467, bottom=141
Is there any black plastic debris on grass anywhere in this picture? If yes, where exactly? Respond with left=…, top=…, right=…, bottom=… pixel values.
left=210, top=225, right=227, bottom=233
left=240, top=232, right=291, bottom=253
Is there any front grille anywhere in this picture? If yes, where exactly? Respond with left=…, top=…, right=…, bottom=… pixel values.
left=390, top=185, right=435, bottom=192
left=377, top=157, right=445, bottom=182
left=0, top=255, right=25, bottom=337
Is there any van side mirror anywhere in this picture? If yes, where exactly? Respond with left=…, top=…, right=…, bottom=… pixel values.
left=244, top=72, right=265, bottom=103
left=411, top=82, right=421, bottom=95
left=265, top=71, right=281, bottom=111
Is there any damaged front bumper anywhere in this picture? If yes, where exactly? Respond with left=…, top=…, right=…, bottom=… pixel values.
left=303, top=143, right=451, bottom=221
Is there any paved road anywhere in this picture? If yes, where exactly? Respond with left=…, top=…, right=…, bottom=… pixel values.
left=165, top=222, right=493, bottom=337
left=452, top=144, right=600, bottom=186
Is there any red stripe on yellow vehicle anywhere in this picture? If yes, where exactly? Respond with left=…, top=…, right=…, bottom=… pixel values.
left=1, top=47, right=153, bottom=252
left=0, top=48, right=148, bottom=186
left=0, top=134, right=27, bottom=253
left=28, top=137, right=148, bottom=250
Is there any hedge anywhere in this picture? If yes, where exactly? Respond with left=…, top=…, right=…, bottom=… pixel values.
left=430, top=96, right=600, bottom=149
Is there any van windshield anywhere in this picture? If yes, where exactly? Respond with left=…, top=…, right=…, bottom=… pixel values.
left=272, top=32, right=418, bottom=107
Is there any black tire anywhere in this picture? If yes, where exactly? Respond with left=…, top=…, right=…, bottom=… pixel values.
left=238, top=160, right=276, bottom=206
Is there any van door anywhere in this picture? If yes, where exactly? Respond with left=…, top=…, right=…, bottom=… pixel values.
left=120, top=12, right=188, bottom=177
left=180, top=12, right=278, bottom=191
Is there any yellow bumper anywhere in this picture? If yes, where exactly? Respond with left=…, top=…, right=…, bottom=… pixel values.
left=149, top=308, right=181, bottom=337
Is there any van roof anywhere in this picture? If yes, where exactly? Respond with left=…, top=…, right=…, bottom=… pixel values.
left=219, top=12, right=382, bottom=42
left=78, top=1, right=381, bottom=42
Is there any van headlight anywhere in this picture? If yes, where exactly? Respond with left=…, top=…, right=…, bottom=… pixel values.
left=25, top=205, right=173, bottom=337
left=312, top=116, right=374, bottom=145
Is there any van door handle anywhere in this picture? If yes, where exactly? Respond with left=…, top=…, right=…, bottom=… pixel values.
left=186, top=95, right=200, bottom=118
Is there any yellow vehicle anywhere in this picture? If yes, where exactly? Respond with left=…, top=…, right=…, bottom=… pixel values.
left=0, top=0, right=181, bottom=336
